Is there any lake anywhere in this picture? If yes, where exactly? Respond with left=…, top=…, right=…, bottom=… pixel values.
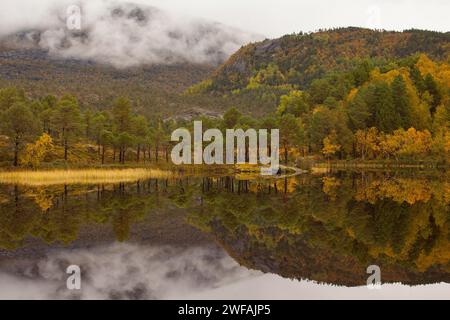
left=0, top=169, right=448, bottom=299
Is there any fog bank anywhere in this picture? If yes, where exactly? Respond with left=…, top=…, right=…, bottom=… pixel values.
left=0, top=0, right=262, bottom=67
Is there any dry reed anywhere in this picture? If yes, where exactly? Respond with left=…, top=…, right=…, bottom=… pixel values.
left=0, top=168, right=176, bottom=186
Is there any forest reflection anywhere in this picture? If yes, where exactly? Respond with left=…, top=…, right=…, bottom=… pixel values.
left=0, top=171, right=448, bottom=287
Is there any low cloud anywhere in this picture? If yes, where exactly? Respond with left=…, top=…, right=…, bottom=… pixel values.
left=0, top=0, right=262, bottom=67
left=0, top=243, right=258, bottom=299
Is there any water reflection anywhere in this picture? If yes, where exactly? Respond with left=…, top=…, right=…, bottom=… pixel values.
left=0, top=243, right=257, bottom=299
left=0, top=171, right=448, bottom=297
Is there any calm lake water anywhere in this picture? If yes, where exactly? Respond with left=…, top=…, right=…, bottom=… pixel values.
left=0, top=170, right=449, bottom=299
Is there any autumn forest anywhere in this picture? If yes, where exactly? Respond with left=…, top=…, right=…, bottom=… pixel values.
left=1, top=47, right=449, bottom=168
left=0, top=2, right=449, bottom=300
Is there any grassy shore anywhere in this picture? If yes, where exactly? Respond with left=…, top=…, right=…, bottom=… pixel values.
left=0, top=159, right=446, bottom=186
left=0, top=168, right=177, bottom=186
left=0, top=163, right=299, bottom=186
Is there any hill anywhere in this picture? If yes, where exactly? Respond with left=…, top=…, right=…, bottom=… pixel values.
left=0, top=46, right=216, bottom=117
left=185, top=28, right=450, bottom=162
left=195, top=28, right=450, bottom=93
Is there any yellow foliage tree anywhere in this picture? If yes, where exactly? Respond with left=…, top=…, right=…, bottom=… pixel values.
left=355, top=127, right=382, bottom=160
left=432, top=129, right=450, bottom=161
left=380, top=128, right=432, bottom=160
left=21, top=133, right=55, bottom=168
left=322, top=130, right=341, bottom=161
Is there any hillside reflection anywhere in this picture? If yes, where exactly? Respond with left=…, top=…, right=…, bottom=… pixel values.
left=0, top=171, right=448, bottom=287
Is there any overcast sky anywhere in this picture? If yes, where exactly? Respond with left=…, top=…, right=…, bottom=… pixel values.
left=1, top=0, right=450, bottom=39
left=140, top=0, right=450, bottom=37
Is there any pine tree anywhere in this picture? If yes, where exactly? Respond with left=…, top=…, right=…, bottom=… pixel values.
left=424, top=74, right=441, bottom=114
left=368, top=82, right=400, bottom=133
left=0, top=102, right=38, bottom=166
left=391, top=75, right=411, bottom=129
left=347, top=93, right=370, bottom=131
left=52, top=95, right=82, bottom=161
left=112, top=97, right=132, bottom=133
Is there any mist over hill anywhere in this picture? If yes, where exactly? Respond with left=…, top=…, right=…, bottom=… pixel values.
left=0, top=0, right=261, bottom=68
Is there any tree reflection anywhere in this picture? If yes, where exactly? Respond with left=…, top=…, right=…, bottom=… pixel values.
left=0, top=171, right=448, bottom=286
left=189, top=172, right=450, bottom=286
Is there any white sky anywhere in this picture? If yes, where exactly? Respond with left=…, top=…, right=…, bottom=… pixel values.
left=2, top=0, right=449, bottom=39
left=144, top=0, right=450, bottom=37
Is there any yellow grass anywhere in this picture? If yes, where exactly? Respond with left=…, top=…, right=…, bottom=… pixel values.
left=0, top=168, right=176, bottom=186
left=235, top=163, right=261, bottom=173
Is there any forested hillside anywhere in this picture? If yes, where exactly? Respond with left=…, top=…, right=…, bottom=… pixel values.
left=0, top=46, right=218, bottom=118
left=198, top=28, right=450, bottom=93
left=187, top=28, right=450, bottom=163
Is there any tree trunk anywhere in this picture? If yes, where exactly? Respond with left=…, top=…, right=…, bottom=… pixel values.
left=284, top=144, right=288, bottom=165
left=155, top=144, right=159, bottom=163
left=64, top=139, right=68, bottom=161
left=13, top=140, right=19, bottom=167
left=121, top=148, right=126, bottom=164
left=165, top=146, right=169, bottom=162
left=137, top=145, right=141, bottom=162
left=61, top=128, right=65, bottom=147
left=101, top=146, right=105, bottom=164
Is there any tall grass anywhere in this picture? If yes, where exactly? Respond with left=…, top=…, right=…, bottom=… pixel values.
left=0, top=168, right=177, bottom=186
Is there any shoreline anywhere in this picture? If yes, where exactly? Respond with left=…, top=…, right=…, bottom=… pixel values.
left=0, top=161, right=447, bottom=178
left=300, top=160, right=449, bottom=170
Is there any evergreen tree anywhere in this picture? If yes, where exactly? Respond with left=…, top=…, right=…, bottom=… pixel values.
left=279, top=114, right=301, bottom=164
left=52, top=95, right=82, bottom=161
left=0, top=102, right=38, bottom=166
left=277, top=90, right=309, bottom=116
left=131, top=115, right=149, bottom=162
left=424, top=74, right=441, bottom=114
left=352, top=59, right=373, bottom=87
left=347, top=93, right=370, bottom=131
left=409, top=65, right=425, bottom=94
left=223, top=107, right=242, bottom=129
left=368, top=82, right=400, bottom=133
left=112, top=97, right=132, bottom=133
left=391, top=75, right=411, bottom=129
